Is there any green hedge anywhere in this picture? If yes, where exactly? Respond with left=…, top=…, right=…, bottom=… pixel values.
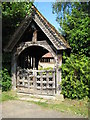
left=0, top=68, right=12, bottom=92
left=61, top=54, right=90, bottom=99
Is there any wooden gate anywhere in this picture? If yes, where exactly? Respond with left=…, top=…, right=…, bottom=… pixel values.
left=17, top=68, right=56, bottom=95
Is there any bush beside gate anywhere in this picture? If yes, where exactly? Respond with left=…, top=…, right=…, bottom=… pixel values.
left=61, top=54, right=90, bottom=99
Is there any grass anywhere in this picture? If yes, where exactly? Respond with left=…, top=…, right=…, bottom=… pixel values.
left=31, top=98, right=89, bottom=117
left=0, top=90, right=18, bottom=102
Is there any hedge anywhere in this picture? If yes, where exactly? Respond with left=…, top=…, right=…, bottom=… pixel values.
left=61, top=54, right=90, bottom=99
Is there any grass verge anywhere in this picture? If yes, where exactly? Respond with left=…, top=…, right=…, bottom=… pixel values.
left=31, top=98, right=89, bottom=117
left=0, top=90, right=18, bottom=102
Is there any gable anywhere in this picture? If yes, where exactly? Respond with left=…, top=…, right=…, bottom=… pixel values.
left=17, top=20, right=49, bottom=44
left=4, top=5, right=71, bottom=52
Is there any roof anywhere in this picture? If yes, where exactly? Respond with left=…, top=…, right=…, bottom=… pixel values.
left=42, top=52, right=53, bottom=58
left=4, top=4, right=71, bottom=52
left=32, top=5, right=70, bottom=48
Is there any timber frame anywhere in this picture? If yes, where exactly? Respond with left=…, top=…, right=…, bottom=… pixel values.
left=4, top=5, right=71, bottom=95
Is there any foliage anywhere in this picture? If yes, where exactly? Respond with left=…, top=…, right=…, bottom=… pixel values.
left=2, top=2, right=33, bottom=71
left=2, top=53, right=11, bottom=74
left=53, top=2, right=90, bottom=56
left=53, top=2, right=90, bottom=99
left=61, top=54, right=90, bottom=99
left=2, top=2, right=33, bottom=47
left=0, top=68, right=12, bottom=92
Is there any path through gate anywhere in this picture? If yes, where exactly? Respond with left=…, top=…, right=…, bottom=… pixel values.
left=17, top=68, right=56, bottom=95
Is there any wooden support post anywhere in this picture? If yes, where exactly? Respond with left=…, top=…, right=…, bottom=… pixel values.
left=33, top=68, right=37, bottom=94
left=58, top=54, right=62, bottom=83
left=40, top=71, right=43, bottom=94
left=32, top=30, right=37, bottom=43
left=46, top=71, right=49, bottom=95
left=53, top=68, right=55, bottom=95
left=56, top=54, right=62, bottom=95
left=11, top=54, right=17, bottom=90
left=33, top=57, right=35, bottom=69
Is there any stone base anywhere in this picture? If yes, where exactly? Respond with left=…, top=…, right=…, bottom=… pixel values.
left=17, top=92, right=56, bottom=100
left=55, top=94, right=64, bottom=101
left=12, top=86, right=17, bottom=90
left=17, top=92, right=64, bottom=102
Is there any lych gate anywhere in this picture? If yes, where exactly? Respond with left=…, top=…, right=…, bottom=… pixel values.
left=4, top=5, right=70, bottom=95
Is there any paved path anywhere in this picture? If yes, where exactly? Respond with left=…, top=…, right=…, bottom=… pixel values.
left=1, top=100, right=82, bottom=118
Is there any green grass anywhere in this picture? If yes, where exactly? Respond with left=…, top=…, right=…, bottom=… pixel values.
left=31, top=98, right=89, bottom=117
left=0, top=90, right=18, bottom=102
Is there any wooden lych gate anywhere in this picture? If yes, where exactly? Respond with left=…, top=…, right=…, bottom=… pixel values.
left=4, top=5, right=71, bottom=95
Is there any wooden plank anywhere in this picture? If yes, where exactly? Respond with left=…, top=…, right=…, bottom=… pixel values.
left=32, top=30, right=37, bottom=43
left=46, top=71, right=49, bottom=95
left=40, top=72, right=43, bottom=94
left=53, top=70, right=55, bottom=94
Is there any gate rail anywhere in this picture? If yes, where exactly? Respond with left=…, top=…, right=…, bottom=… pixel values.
left=17, top=68, right=56, bottom=95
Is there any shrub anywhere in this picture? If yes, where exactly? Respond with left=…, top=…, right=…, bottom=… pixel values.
left=61, top=54, right=90, bottom=99
left=0, top=68, right=12, bottom=92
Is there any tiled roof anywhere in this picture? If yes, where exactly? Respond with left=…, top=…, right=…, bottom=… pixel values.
left=42, top=52, right=53, bottom=58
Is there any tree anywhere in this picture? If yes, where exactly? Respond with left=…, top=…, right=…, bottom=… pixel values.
left=53, top=2, right=90, bottom=56
left=2, top=2, right=33, bottom=48
left=2, top=2, right=33, bottom=72
left=53, top=2, right=90, bottom=99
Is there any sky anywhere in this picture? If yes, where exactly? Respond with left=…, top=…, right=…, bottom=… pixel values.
left=34, top=2, right=59, bottom=31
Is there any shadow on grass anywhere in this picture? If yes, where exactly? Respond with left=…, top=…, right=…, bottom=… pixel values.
left=30, top=98, right=89, bottom=118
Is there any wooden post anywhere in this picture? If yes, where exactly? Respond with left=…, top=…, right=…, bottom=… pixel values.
left=11, top=54, right=17, bottom=90
left=53, top=68, right=55, bottom=95
left=40, top=71, right=43, bottom=94
left=32, top=30, right=37, bottom=43
left=56, top=54, right=62, bottom=95
left=58, top=54, right=62, bottom=83
left=33, top=68, right=37, bottom=94
left=33, top=57, right=35, bottom=69
left=46, top=71, right=49, bottom=95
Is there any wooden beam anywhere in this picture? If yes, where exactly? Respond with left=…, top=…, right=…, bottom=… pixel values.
left=11, top=53, right=17, bottom=90
left=56, top=53, right=62, bottom=95
left=32, top=30, right=37, bottom=43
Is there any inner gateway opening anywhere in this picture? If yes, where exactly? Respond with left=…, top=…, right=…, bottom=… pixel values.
left=17, top=46, right=49, bottom=70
